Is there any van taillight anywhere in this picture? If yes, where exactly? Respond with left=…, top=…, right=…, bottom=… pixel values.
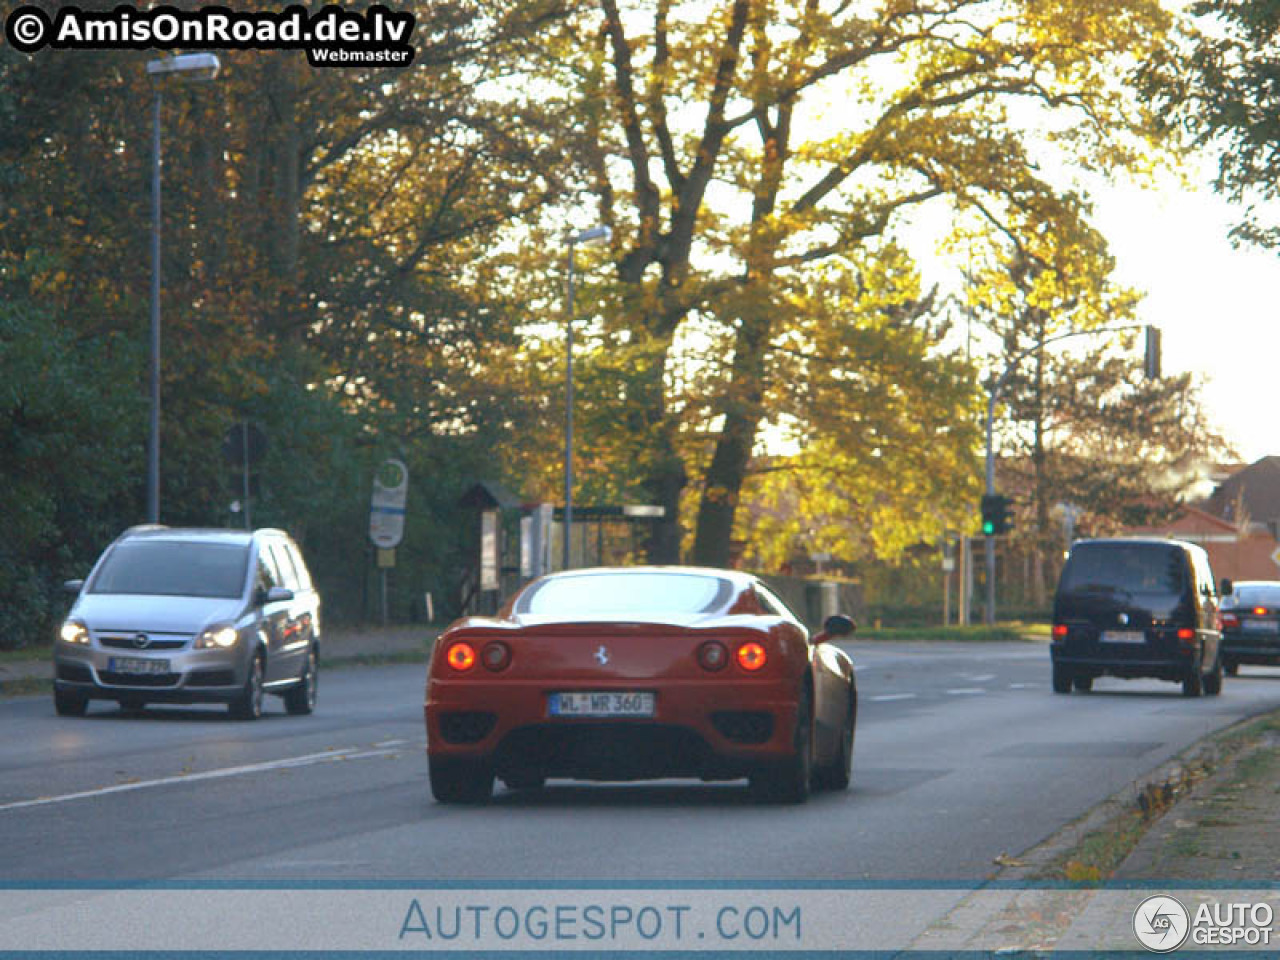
left=1052, top=624, right=1068, bottom=639
left=1176, top=628, right=1195, bottom=642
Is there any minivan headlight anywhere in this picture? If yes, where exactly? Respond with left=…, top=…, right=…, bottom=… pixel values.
left=195, top=625, right=239, bottom=649
left=59, top=620, right=90, bottom=645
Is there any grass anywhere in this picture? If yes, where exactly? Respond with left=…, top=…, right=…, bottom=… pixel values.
left=856, top=621, right=1049, bottom=643
left=0, top=642, right=52, bottom=664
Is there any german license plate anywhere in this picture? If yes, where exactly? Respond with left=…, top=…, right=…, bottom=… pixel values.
left=108, top=656, right=170, bottom=675
left=1101, top=630, right=1144, bottom=644
left=1243, top=620, right=1278, bottom=633
left=549, top=692, right=655, bottom=717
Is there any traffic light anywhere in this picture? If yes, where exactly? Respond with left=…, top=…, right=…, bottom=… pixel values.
left=980, top=494, right=1014, bottom=536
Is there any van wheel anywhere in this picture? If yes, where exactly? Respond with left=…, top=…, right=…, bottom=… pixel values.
left=1181, top=668, right=1203, bottom=698
left=229, top=653, right=265, bottom=720
left=1203, top=655, right=1223, bottom=697
left=1072, top=675, right=1093, bottom=693
left=283, top=646, right=317, bottom=715
left=54, top=688, right=88, bottom=717
left=1225, top=660, right=1239, bottom=676
left=1052, top=665, right=1072, bottom=694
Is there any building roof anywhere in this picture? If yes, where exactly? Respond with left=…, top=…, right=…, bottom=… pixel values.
left=1201, top=456, right=1280, bottom=528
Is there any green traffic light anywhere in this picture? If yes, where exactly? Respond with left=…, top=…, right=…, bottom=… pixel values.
left=982, top=521, right=995, bottom=535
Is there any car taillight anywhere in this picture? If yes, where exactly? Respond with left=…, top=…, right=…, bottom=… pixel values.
left=1052, top=624, right=1068, bottom=639
left=697, top=641, right=729, bottom=671
left=1254, top=606, right=1269, bottom=616
left=445, top=641, right=477, bottom=671
left=480, top=641, right=511, bottom=671
left=1222, top=613, right=1239, bottom=628
left=736, top=642, right=767, bottom=671
left=1176, top=628, right=1196, bottom=642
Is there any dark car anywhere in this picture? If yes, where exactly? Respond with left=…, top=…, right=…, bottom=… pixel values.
left=1220, top=580, right=1280, bottom=674
left=425, top=566, right=857, bottom=804
left=1051, top=538, right=1223, bottom=697
left=54, top=526, right=320, bottom=719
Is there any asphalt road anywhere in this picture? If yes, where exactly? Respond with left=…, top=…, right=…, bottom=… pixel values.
left=3, top=641, right=1279, bottom=884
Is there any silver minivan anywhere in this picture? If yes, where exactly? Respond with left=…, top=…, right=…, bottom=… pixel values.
left=54, top=526, right=320, bottom=719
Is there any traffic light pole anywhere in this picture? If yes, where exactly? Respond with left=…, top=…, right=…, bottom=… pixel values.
left=982, top=324, right=1159, bottom=626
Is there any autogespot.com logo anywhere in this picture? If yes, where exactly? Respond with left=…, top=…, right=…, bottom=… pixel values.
left=1133, top=895, right=1190, bottom=952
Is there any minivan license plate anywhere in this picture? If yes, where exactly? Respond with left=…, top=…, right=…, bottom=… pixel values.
left=108, top=657, right=170, bottom=675
left=549, top=692, right=655, bottom=717
left=1101, top=631, right=1144, bottom=644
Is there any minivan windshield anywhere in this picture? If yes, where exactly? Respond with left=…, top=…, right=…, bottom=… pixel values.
left=89, top=540, right=249, bottom=598
left=1060, top=542, right=1186, bottom=597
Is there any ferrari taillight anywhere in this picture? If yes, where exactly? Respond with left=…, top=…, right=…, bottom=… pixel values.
left=481, top=641, right=511, bottom=671
left=446, top=641, right=477, bottom=671
left=736, top=642, right=767, bottom=671
left=697, top=641, right=728, bottom=671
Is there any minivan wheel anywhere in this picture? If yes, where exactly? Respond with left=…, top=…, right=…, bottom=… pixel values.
left=283, top=646, right=317, bottom=716
left=1203, top=655, right=1224, bottom=697
left=54, top=687, right=88, bottom=717
left=1181, top=668, right=1203, bottom=698
left=1052, top=665, right=1072, bottom=694
left=229, top=653, right=265, bottom=720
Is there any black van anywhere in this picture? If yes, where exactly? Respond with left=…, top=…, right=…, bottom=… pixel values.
left=1051, top=538, right=1223, bottom=697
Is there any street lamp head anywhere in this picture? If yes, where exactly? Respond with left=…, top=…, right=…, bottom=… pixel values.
left=146, top=53, right=221, bottom=81
left=569, top=224, right=611, bottom=246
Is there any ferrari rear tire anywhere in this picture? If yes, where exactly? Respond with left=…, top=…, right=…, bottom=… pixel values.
left=750, top=685, right=813, bottom=804
left=815, top=692, right=854, bottom=791
left=430, top=756, right=494, bottom=804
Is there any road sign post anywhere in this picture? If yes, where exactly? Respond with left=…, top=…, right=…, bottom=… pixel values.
left=369, top=459, right=409, bottom=626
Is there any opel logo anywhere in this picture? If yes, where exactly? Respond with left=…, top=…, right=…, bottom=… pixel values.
left=1118, top=613, right=1130, bottom=626
left=133, top=633, right=152, bottom=649
left=594, top=645, right=610, bottom=666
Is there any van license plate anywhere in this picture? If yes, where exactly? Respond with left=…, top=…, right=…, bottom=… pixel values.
left=108, top=657, right=170, bottom=675
left=1101, top=631, right=1144, bottom=644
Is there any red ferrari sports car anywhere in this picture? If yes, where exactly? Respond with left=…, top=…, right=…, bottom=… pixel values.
left=425, top=566, right=857, bottom=803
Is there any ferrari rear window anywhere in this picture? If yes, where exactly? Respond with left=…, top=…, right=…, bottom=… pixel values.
left=518, top=572, right=732, bottom=616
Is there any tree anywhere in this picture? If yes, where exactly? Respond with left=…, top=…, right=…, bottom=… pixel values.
left=1145, top=0, right=1280, bottom=248
left=537, top=0, right=1178, bottom=566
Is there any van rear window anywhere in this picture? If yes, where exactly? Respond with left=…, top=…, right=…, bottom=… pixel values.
left=1060, top=543, right=1186, bottom=596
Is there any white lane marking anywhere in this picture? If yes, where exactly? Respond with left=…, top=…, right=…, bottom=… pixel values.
left=0, top=746, right=401, bottom=814
left=946, top=688, right=987, bottom=695
left=1008, top=682, right=1039, bottom=689
left=964, top=674, right=997, bottom=683
left=373, top=738, right=409, bottom=748
left=869, top=693, right=918, bottom=702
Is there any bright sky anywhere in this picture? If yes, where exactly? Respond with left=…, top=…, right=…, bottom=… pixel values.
left=1091, top=173, right=1280, bottom=463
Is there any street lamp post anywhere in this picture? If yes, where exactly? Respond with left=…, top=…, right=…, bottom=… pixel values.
left=144, top=53, right=220, bottom=524
left=563, top=223, right=611, bottom=569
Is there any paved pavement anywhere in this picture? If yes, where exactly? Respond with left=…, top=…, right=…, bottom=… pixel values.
left=6, top=629, right=1279, bottom=888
